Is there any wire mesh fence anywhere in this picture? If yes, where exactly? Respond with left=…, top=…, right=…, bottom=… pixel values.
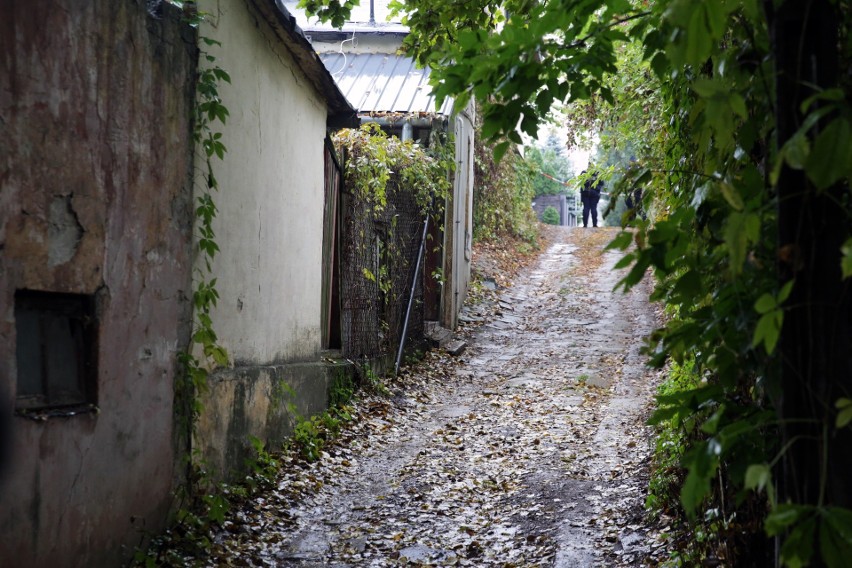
left=340, top=173, right=427, bottom=362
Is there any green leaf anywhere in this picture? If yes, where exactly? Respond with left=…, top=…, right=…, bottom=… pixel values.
left=685, top=7, right=713, bottom=64
left=766, top=504, right=812, bottom=536
left=724, top=211, right=759, bottom=274
left=606, top=231, right=634, bottom=251
left=805, top=118, right=852, bottom=189
left=783, top=130, right=810, bottom=170
left=650, top=52, right=668, bottom=79
left=754, top=293, right=777, bottom=314
left=778, top=279, right=795, bottom=303
left=821, top=507, right=852, bottom=548
left=719, top=181, right=744, bottom=211
left=692, top=77, right=722, bottom=98
left=744, top=463, right=771, bottom=493
left=752, top=310, right=783, bottom=354
left=821, top=513, right=852, bottom=568
left=841, top=238, right=852, bottom=279
left=801, top=87, right=845, bottom=113
left=781, top=517, right=817, bottom=568
left=457, top=29, right=480, bottom=51
left=613, top=252, right=636, bottom=270
left=493, top=140, right=511, bottom=162
left=681, top=467, right=712, bottom=518
left=729, top=93, right=747, bottom=118
left=702, top=1, right=729, bottom=39
left=701, top=405, right=725, bottom=434
left=836, top=398, right=852, bottom=429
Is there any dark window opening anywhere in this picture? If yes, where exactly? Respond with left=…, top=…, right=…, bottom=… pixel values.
left=15, top=290, right=98, bottom=412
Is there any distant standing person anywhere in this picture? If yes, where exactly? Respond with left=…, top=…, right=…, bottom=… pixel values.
left=580, top=170, right=602, bottom=228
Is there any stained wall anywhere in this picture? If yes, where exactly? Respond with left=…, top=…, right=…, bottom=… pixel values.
left=0, top=1, right=197, bottom=565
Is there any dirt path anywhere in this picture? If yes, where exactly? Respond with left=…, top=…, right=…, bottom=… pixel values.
left=206, top=227, right=663, bottom=567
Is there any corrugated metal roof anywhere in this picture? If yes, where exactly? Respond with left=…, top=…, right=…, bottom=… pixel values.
left=320, top=52, right=452, bottom=116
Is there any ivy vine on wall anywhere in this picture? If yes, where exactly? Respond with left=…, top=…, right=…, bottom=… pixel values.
left=169, top=0, right=231, bottom=449
left=334, top=123, right=453, bottom=308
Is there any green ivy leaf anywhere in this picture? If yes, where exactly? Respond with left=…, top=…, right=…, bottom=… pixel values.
left=744, top=463, right=771, bottom=493
left=766, top=504, right=812, bottom=536
left=820, top=507, right=852, bottom=559
left=681, top=467, right=712, bottom=518
left=821, top=517, right=852, bottom=568
left=783, top=130, right=810, bottom=170
left=752, top=309, right=783, bottom=354
left=801, top=87, right=845, bottom=113
left=805, top=118, right=852, bottom=190
left=724, top=211, right=759, bottom=274
left=754, top=293, right=777, bottom=315
left=781, top=516, right=817, bottom=568
left=719, top=181, right=744, bottom=211
left=841, top=238, right=852, bottom=279
left=778, top=280, right=795, bottom=303
left=835, top=398, right=852, bottom=429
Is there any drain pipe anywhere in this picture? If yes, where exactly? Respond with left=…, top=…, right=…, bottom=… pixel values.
left=401, top=121, right=413, bottom=142
left=395, top=214, right=430, bottom=376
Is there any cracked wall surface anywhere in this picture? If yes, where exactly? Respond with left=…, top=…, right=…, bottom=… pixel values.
left=0, top=1, right=196, bottom=565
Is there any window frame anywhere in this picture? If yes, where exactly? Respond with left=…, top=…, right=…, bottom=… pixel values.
left=14, top=290, right=99, bottom=413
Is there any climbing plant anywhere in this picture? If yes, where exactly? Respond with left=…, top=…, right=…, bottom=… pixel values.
left=334, top=124, right=452, bottom=216
left=133, top=3, right=233, bottom=564
left=333, top=124, right=452, bottom=343
left=472, top=119, right=539, bottom=243
left=168, top=1, right=231, bottom=441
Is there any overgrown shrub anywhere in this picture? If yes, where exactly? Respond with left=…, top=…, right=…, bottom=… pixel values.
left=541, top=205, right=560, bottom=225
left=472, top=116, right=538, bottom=243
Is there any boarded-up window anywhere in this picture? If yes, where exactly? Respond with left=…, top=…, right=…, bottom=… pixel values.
left=15, top=290, right=97, bottom=410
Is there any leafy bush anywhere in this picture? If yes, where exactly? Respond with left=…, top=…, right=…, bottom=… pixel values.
left=472, top=118, right=539, bottom=243
left=541, top=205, right=560, bottom=225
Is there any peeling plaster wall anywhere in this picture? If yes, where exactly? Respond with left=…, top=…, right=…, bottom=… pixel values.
left=0, top=1, right=196, bottom=566
left=193, top=0, right=334, bottom=479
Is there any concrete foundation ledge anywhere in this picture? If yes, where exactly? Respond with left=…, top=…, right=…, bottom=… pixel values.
left=193, top=357, right=356, bottom=481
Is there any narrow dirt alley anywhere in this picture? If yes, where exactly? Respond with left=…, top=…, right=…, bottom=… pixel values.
left=204, top=227, right=664, bottom=567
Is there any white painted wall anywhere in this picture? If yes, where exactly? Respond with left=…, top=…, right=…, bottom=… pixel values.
left=199, top=3, right=328, bottom=365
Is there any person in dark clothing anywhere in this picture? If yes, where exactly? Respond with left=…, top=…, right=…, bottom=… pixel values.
left=624, top=187, right=644, bottom=220
left=579, top=170, right=602, bottom=227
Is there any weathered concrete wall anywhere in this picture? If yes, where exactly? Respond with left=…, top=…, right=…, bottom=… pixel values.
left=0, top=1, right=196, bottom=566
left=199, top=1, right=328, bottom=366
left=196, top=359, right=355, bottom=479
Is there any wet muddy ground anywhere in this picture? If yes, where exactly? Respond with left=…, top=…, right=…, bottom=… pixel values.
left=202, top=227, right=667, bottom=567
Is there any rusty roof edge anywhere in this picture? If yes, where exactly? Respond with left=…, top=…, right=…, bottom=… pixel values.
left=250, top=0, right=357, bottom=127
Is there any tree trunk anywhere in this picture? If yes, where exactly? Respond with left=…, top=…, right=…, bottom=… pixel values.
left=770, top=0, right=852, bottom=556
